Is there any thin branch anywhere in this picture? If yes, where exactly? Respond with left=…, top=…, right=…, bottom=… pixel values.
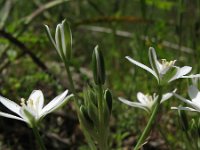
left=22, top=0, right=71, bottom=25
left=74, top=16, right=153, bottom=26
left=78, top=25, right=193, bottom=53
left=0, top=29, right=48, bottom=70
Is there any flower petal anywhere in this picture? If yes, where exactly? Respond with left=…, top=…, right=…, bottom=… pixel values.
left=137, top=92, right=148, bottom=105
left=28, top=90, right=44, bottom=113
left=0, top=111, right=24, bottom=121
left=20, top=107, right=36, bottom=127
left=161, top=89, right=176, bottom=103
left=171, top=106, right=199, bottom=112
left=0, top=95, right=21, bottom=116
left=181, top=74, right=200, bottom=78
left=173, top=93, right=200, bottom=111
left=169, top=66, right=192, bottom=82
left=118, top=97, right=149, bottom=112
left=188, top=85, right=200, bottom=100
left=148, top=47, right=160, bottom=75
left=125, top=56, right=159, bottom=81
left=44, top=25, right=57, bottom=49
left=41, top=90, right=69, bottom=117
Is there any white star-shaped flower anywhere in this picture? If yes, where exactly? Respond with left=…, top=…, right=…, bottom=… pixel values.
left=126, top=47, right=200, bottom=85
left=119, top=91, right=174, bottom=113
left=0, top=90, right=73, bottom=127
left=172, top=85, right=200, bottom=112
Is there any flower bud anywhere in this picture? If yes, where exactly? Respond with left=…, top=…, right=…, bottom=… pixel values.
left=92, top=45, right=106, bottom=85
left=104, top=89, right=112, bottom=113
left=79, top=105, right=94, bottom=131
left=88, top=103, right=99, bottom=125
left=45, top=20, right=72, bottom=63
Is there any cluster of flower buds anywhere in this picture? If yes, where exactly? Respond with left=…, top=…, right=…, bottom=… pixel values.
left=80, top=87, right=112, bottom=135
left=79, top=46, right=112, bottom=149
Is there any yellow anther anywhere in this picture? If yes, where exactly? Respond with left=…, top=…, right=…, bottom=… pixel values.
left=20, top=98, right=26, bottom=106
left=145, top=94, right=153, bottom=102
left=161, top=59, right=176, bottom=68
left=27, top=99, right=34, bottom=108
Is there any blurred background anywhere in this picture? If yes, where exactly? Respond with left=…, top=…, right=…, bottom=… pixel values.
left=0, top=0, right=200, bottom=149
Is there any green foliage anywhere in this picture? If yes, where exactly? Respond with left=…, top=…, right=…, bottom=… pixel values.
left=0, top=0, right=200, bottom=149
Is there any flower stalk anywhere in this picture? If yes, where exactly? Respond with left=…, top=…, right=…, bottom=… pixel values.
left=134, top=86, right=162, bottom=150
left=45, top=21, right=79, bottom=108
left=32, top=127, right=46, bottom=150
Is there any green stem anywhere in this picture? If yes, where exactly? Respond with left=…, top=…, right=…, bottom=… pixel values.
left=64, top=62, right=96, bottom=148
left=64, top=63, right=97, bottom=150
left=134, top=86, right=162, bottom=150
left=97, top=85, right=108, bottom=150
left=98, top=85, right=103, bottom=127
left=64, top=62, right=79, bottom=109
left=32, top=127, right=46, bottom=150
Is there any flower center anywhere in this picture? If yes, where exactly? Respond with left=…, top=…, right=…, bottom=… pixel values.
left=20, top=98, right=36, bottom=110
left=161, top=59, right=176, bottom=68
left=159, top=59, right=176, bottom=75
left=145, top=94, right=153, bottom=102
left=20, top=98, right=26, bottom=106
left=27, top=99, right=34, bottom=108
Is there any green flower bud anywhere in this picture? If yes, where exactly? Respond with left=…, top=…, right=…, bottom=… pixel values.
left=80, top=105, right=94, bottom=131
left=88, top=103, right=99, bottom=125
left=104, top=89, right=112, bottom=113
left=92, top=45, right=106, bottom=85
left=45, top=20, right=72, bottom=63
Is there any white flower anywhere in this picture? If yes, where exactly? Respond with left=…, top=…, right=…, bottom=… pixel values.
left=0, top=90, right=73, bottom=127
left=119, top=91, right=174, bottom=113
left=172, top=85, right=200, bottom=112
left=126, top=47, right=199, bottom=84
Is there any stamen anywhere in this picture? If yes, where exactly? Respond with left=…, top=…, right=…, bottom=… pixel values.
left=20, top=98, right=26, bottom=106
left=27, top=99, right=34, bottom=108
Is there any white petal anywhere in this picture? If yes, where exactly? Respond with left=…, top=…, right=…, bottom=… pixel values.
left=44, top=25, right=57, bottom=49
left=169, top=66, right=192, bottom=82
left=173, top=93, right=200, bottom=111
left=118, top=97, right=149, bottom=112
left=41, top=90, right=69, bottom=116
left=41, top=94, right=73, bottom=117
left=20, top=107, right=36, bottom=125
left=55, top=24, right=61, bottom=49
left=188, top=85, right=200, bottom=100
left=171, top=106, right=199, bottom=112
left=28, top=90, right=44, bottom=112
left=148, top=47, right=160, bottom=74
left=161, top=90, right=176, bottom=103
left=137, top=92, right=148, bottom=105
left=60, top=21, right=66, bottom=56
left=21, top=106, right=37, bottom=118
left=0, top=95, right=21, bottom=116
left=0, top=111, right=24, bottom=121
left=125, top=56, right=159, bottom=81
left=182, top=74, right=200, bottom=78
